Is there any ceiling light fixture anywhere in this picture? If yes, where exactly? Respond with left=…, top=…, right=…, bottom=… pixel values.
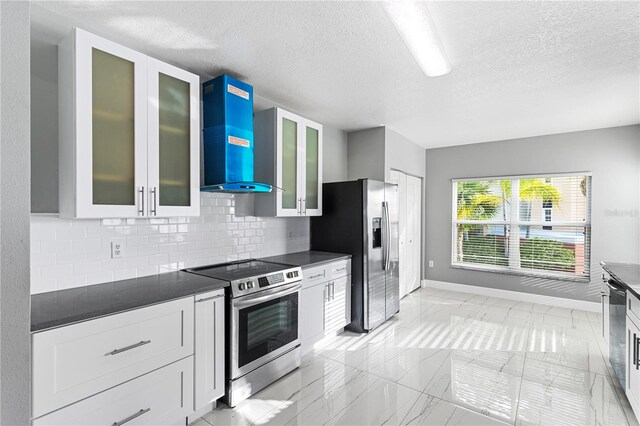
left=382, top=1, right=452, bottom=77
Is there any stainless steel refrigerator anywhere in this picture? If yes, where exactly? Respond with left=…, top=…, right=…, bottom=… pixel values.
left=310, top=179, right=399, bottom=333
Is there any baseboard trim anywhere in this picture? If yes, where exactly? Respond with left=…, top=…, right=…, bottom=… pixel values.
left=421, top=279, right=600, bottom=312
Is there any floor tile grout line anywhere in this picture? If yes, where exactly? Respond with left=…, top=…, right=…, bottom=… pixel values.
left=512, top=312, right=533, bottom=425
left=416, top=390, right=514, bottom=426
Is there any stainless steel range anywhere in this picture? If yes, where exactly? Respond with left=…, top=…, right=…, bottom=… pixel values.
left=186, top=260, right=303, bottom=407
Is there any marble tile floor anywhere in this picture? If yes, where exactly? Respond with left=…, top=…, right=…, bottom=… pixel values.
left=195, top=287, right=637, bottom=426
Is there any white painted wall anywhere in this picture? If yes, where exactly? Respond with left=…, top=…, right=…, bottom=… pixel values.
left=0, top=1, right=32, bottom=423
left=425, top=125, right=640, bottom=302
left=31, top=194, right=310, bottom=294
left=27, top=23, right=351, bottom=295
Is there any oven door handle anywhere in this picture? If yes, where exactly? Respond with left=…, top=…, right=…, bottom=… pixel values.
left=233, top=282, right=301, bottom=308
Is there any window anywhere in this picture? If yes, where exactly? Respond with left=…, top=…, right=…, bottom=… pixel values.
left=452, top=174, right=591, bottom=281
left=542, top=200, right=553, bottom=230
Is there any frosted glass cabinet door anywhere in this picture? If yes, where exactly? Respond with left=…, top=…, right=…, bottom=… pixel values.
left=73, top=29, right=148, bottom=218
left=302, top=119, right=323, bottom=216
left=276, top=109, right=304, bottom=217
left=147, top=58, right=200, bottom=217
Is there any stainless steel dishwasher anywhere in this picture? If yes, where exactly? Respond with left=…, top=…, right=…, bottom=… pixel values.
left=609, top=277, right=627, bottom=388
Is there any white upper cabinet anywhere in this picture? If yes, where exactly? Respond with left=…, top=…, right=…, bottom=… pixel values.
left=59, top=28, right=200, bottom=218
left=254, top=108, right=323, bottom=217
left=147, top=58, right=200, bottom=217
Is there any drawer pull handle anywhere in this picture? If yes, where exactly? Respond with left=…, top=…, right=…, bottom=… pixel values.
left=196, top=295, right=224, bottom=303
left=112, top=408, right=150, bottom=426
left=106, top=340, right=151, bottom=356
left=309, top=273, right=324, bottom=279
left=333, top=267, right=346, bottom=272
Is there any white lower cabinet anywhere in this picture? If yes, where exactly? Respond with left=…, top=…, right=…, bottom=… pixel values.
left=32, top=297, right=194, bottom=418
left=194, top=290, right=226, bottom=414
left=324, top=276, right=350, bottom=334
left=33, top=357, right=193, bottom=426
left=300, top=282, right=326, bottom=352
left=627, top=313, right=640, bottom=417
left=300, top=259, right=351, bottom=354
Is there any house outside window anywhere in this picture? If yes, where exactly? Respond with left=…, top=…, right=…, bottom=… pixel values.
left=543, top=199, right=553, bottom=230
left=452, top=174, right=591, bottom=281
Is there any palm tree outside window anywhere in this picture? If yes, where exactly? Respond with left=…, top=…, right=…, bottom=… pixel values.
left=452, top=174, right=591, bottom=281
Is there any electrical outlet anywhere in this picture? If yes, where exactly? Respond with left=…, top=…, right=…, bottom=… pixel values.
left=111, top=242, right=123, bottom=259
left=428, top=260, right=434, bottom=268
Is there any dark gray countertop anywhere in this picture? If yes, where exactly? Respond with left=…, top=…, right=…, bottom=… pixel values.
left=31, top=271, right=228, bottom=333
left=31, top=251, right=350, bottom=333
left=261, top=250, right=351, bottom=269
left=602, top=261, right=640, bottom=298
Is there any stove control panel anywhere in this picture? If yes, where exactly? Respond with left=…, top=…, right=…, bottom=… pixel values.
left=231, top=266, right=303, bottom=297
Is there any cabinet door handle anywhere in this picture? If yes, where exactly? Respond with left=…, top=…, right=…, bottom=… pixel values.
left=138, top=186, right=145, bottom=216
left=634, top=333, right=637, bottom=368
left=150, top=187, right=158, bottom=216
left=303, top=198, right=307, bottom=215
left=112, top=408, right=150, bottom=426
left=636, top=335, right=640, bottom=370
left=325, top=283, right=330, bottom=302
left=106, top=340, right=151, bottom=356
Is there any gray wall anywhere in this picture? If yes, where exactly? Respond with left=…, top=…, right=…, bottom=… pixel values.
left=1, top=1, right=32, bottom=423
left=347, top=126, right=427, bottom=279
left=384, top=128, right=426, bottom=182
left=323, top=125, right=348, bottom=183
left=347, top=127, right=386, bottom=181
left=30, top=23, right=59, bottom=213
left=425, top=125, right=640, bottom=302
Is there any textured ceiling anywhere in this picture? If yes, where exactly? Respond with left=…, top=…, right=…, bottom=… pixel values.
left=32, top=1, right=640, bottom=148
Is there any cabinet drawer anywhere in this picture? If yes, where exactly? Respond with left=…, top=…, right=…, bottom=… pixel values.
left=327, top=260, right=350, bottom=281
left=303, top=265, right=328, bottom=288
left=32, top=297, right=194, bottom=418
left=302, top=259, right=351, bottom=289
left=629, top=293, right=640, bottom=327
left=33, top=357, right=193, bottom=426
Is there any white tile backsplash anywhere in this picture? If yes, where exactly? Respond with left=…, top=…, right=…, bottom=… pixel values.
left=30, top=193, right=310, bottom=294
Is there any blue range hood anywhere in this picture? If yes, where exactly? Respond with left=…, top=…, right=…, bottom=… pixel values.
left=201, top=75, right=272, bottom=193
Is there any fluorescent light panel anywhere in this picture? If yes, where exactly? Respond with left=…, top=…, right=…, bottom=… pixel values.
left=382, top=1, right=452, bottom=77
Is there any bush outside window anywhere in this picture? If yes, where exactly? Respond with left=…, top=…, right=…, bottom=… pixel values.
left=452, top=174, right=591, bottom=281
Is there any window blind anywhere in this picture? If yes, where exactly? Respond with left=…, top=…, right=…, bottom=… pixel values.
left=451, top=174, right=591, bottom=281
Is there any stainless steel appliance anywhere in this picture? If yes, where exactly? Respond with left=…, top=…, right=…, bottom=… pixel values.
left=186, top=260, right=303, bottom=407
left=608, top=275, right=627, bottom=388
left=310, top=179, right=399, bottom=333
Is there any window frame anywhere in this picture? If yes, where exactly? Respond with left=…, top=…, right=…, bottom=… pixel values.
left=451, top=172, right=592, bottom=282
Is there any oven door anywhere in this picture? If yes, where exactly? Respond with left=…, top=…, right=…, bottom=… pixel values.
left=231, top=281, right=301, bottom=378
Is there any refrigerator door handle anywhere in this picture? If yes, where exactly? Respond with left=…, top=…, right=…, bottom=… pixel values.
left=381, top=202, right=387, bottom=270
left=382, top=201, right=391, bottom=270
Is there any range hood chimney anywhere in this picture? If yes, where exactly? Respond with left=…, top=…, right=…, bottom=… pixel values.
left=201, top=75, right=272, bottom=193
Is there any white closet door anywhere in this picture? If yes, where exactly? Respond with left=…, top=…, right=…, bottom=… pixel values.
left=390, top=171, right=407, bottom=298
left=408, top=176, right=422, bottom=293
